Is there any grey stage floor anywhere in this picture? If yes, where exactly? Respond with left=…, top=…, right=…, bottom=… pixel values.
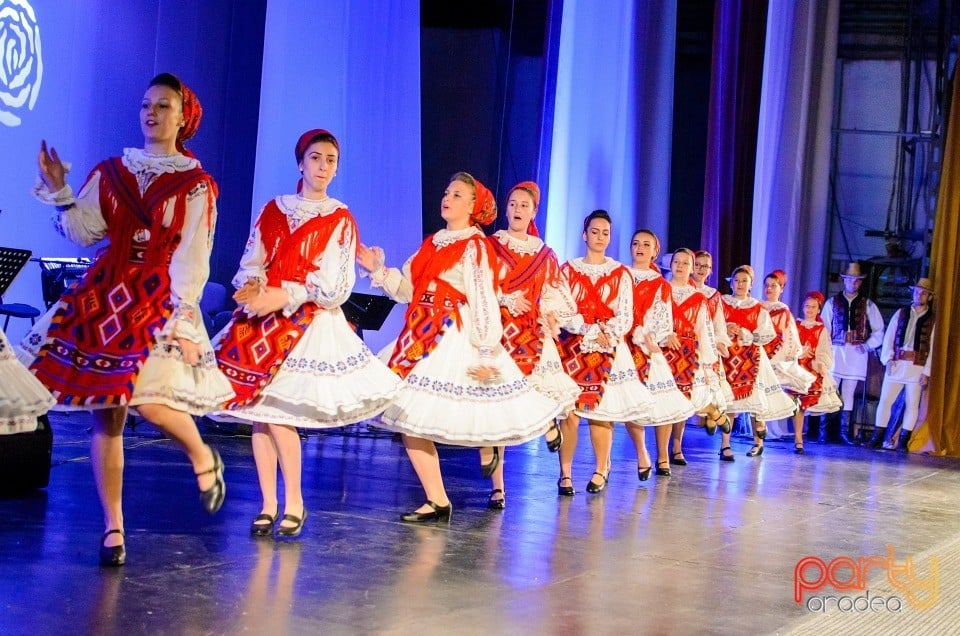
left=1, top=412, right=957, bottom=635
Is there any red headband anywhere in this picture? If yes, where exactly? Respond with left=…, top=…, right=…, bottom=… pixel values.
left=295, top=128, right=339, bottom=164
left=471, top=178, right=497, bottom=227
left=766, top=269, right=787, bottom=289
left=509, top=181, right=540, bottom=235
left=804, top=290, right=825, bottom=308
left=176, top=81, right=202, bottom=156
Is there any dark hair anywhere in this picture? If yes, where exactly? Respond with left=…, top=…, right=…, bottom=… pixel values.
left=632, top=228, right=661, bottom=257
left=148, top=73, right=183, bottom=96
left=671, top=247, right=696, bottom=265
left=296, top=130, right=340, bottom=164
left=694, top=249, right=713, bottom=261
left=583, top=209, right=611, bottom=233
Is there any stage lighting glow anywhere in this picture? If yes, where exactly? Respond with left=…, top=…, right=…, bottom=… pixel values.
left=0, top=0, right=43, bottom=128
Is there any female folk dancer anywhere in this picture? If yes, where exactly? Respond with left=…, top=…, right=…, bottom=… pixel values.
left=481, top=181, right=577, bottom=509
left=721, top=266, right=797, bottom=457
left=624, top=231, right=695, bottom=479
left=213, top=129, right=399, bottom=538
left=24, top=73, right=233, bottom=565
left=556, top=210, right=652, bottom=495
left=791, top=291, right=842, bottom=452
left=358, top=172, right=560, bottom=521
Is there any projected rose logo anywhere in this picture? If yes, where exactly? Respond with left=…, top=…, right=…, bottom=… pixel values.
left=0, top=0, right=43, bottom=127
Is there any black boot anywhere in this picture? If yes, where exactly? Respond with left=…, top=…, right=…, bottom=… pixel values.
left=898, top=429, right=912, bottom=453
left=839, top=412, right=855, bottom=446
left=866, top=426, right=886, bottom=449
left=817, top=415, right=830, bottom=444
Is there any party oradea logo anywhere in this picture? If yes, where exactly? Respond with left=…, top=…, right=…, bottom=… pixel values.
left=795, top=545, right=939, bottom=613
left=0, top=0, right=42, bottom=127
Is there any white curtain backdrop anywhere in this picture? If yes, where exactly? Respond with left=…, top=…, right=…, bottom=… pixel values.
left=751, top=0, right=839, bottom=308
left=544, top=0, right=677, bottom=263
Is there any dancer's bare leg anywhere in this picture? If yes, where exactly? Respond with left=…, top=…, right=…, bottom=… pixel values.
left=92, top=407, right=127, bottom=548
left=402, top=435, right=450, bottom=512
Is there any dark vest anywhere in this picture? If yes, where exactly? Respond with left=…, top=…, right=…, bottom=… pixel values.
left=831, top=293, right=869, bottom=345
left=893, top=306, right=934, bottom=367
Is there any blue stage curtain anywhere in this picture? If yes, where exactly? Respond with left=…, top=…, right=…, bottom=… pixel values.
left=253, top=0, right=421, bottom=352
left=751, top=0, right=839, bottom=309
left=543, top=0, right=676, bottom=264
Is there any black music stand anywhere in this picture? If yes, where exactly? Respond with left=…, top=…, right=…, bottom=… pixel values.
left=0, top=247, right=39, bottom=330
left=342, top=292, right=396, bottom=341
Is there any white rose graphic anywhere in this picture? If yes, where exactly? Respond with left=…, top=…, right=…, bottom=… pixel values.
left=0, top=0, right=42, bottom=127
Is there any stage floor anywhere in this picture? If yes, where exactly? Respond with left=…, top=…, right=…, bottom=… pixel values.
left=2, top=412, right=957, bottom=635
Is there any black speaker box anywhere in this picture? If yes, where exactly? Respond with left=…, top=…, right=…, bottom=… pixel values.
left=0, top=414, right=53, bottom=494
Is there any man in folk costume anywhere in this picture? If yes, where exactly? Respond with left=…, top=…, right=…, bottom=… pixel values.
left=868, top=278, right=935, bottom=451
left=820, top=262, right=884, bottom=444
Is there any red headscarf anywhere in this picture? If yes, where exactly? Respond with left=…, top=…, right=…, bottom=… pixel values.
left=470, top=177, right=497, bottom=227
left=804, top=291, right=826, bottom=322
left=509, top=181, right=540, bottom=236
left=766, top=269, right=787, bottom=289
left=294, top=129, right=340, bottom=192
left=176, top=81, right=202, bottom=157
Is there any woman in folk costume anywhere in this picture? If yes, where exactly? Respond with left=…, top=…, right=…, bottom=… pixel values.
left=665, top=249, right=734, bottom=462
left=1, top=326, right=54, bottom=435
left=555, top=210, right=653, bottom=496
left=721, top=265, right=797, bottom=457
left=23, top=73, right=233, bottom=566
left=691, top=251, right=736, bottom=422
left=480, top=181, right=577, bottom=509
left=212, top=129, right=399, bottom=538
left=790, top=291, right=842, bottom=453
left=760, top=270, right=814, bottom=441
left=623, top=231, right=695, bottom=480
left=357, top=172, right=560, bottom=522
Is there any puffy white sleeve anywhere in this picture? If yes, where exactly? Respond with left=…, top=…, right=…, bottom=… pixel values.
left=461, top=240, right=503, bottom=359
left=820, top=299, right=834, bottom=337
left=695, top=303, right=718, bottom=365
left=879, top=311, right=900, bottom=366
left=780, top=312, right=803, bottom=361
left=710, top=297, right=732, bottom=348
left=33, top=168, right=108, bottom=247
left=282, top=216, right=356, bottom=313
left=646, top=288, right=674, bottom=344
left=370, top=254, right=415, bottom=304
left=541, top=259, right=580, bottom=329
left=815, top=326, right=834, bottom=371
left=605, top=270, right=634, bottom=340
left=866, top=301, right=885, bottom=350
left=161, top=180, right=217, bottom=343
left=231, top=206, right=269, bottom=289
left=751, top=308, right=776, bottom=346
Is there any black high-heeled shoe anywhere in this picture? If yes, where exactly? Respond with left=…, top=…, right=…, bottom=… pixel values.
left=487, top=489, right=506, bottom=510
left=746, top=444, right=764, bottom=457
left=250, top=508, right=280, bottom=537
left=585, top=470, right=609, bottom=494
left=400, top=500, right=452, bottom=523
left=637, top=466, right=652, bottom=481
left=670, top=452, right=687, bottom=466
left=275, top=509, right=307, bottom=538
left=557, top=475, right=575, bottom=497
left=99, top=529, right=126, bottom=567
left=794, top=443, right=805, bottom=455
left=545, top=421, right=563, bottom=453
left=718, top=446, right=735, bottom=462
left=480, top=447, right=501, bottom=478
left=655, top=461, right=671, bottom=477
left=197, top=446, right=226, bottom=515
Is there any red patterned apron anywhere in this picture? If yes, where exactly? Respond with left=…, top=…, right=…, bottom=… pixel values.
left=626, top=274, right=670, bottom=382
left=664, top=291, right=705, bottom=399
left=217, top=202, right=353, bottom=408
left=722, top=301, right=762, bottom=400
left=557, top=263, right=625, bottom=412
left=488, top=238, right=558, bottom=376
left=795, top=321, right=826, bottom=409
left=30, top=157, right=213, bottom=406
left=763, top=305, right=791, bottom=359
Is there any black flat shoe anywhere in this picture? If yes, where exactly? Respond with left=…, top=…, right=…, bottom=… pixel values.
left=585, top=470, right=609, bottom=494
left=197, top=446, right=226, bottom=515
left=400, top=500, right=452, bottom=523
left=655, top=461, right=671, bottom=477
left=718, top=446, right=735, bottom=462
left=275, top=509, right=307, bottom=538
left=545, top=421, right=563, bottom=453
left=637, top=466, right=652, bottom=482
left=99, top=529, right=126, bottom=567
left=480, top=447, right=501, bottom=478
left=557, top=475, right=575, bottom=497
left=487, top=489, right=506, bottom=510
left=670, top=452, right=687, bottom=466
left=250, top=508, right=280, bottom=537
left=794, top=443, right=805, bottom=455
left=746, top=444, right=764, bottom=457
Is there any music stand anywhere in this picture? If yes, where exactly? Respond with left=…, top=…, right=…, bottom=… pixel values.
left=342, top=292, right=396, bottom=341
